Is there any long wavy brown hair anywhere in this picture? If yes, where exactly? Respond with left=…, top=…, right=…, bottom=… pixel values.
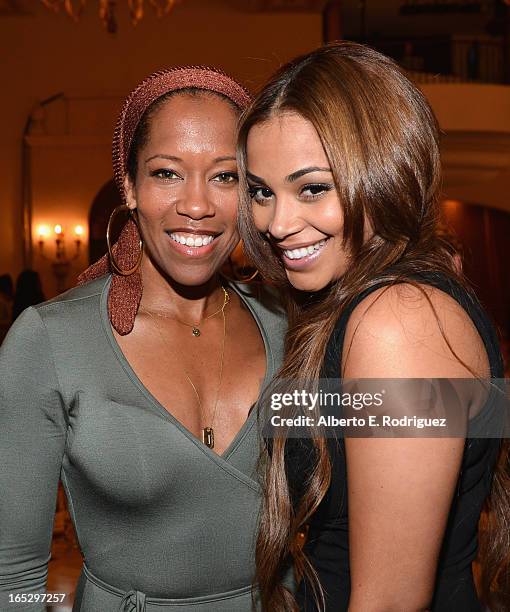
left=236, top=41, right=510, bottom=611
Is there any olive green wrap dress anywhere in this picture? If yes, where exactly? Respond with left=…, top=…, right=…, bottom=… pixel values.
left=0, top=275, right=287, bottom=611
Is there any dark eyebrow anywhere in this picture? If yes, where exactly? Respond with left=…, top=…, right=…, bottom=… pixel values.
left=246, top=171, right=265, bottom=184
left=145, top=154, right=182, bottom=164
left=145, top=154, right=236, bottom=164
left=246, top=167, right=332, bottom=185
left=286, top=166, right=332, bottom=182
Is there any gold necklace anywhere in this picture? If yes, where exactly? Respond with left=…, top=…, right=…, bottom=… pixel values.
left=142, top=286, right=229, bottom=337
left=143, top=297, right=227, bottom=449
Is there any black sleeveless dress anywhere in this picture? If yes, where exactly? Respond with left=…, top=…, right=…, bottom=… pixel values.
left=295, top=272, right=504, bottom=612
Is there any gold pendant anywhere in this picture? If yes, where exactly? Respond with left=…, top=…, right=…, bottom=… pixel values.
left=203, top=427, right=214, bottom=448
left=192, top=327, right=201, bottom=337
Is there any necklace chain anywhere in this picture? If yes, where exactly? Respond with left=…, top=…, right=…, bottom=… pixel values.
left=142, top=286, right=229, bottom=337
left=142, top=287, right=229, bottom=449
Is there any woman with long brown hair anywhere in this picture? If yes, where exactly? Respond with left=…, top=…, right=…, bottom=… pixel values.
left=237, top=42, right=509, bottom=611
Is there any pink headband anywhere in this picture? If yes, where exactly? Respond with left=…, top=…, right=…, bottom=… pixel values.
left=77, top=66, right=251, bottom=335
left=112, top=66, right=251, bottom=201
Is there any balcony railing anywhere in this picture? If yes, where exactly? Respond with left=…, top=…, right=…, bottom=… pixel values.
left=399, top=1, right=490, bottom=16
left=366, top=35, right=506, bottom=84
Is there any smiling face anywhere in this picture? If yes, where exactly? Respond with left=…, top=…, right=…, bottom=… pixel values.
left=124, top=92, right=240, bottom=287
left=246, top=111, right=349, bottom=292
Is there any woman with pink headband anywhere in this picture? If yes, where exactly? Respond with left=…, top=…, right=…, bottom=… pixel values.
left=0, top=67, right=288, bottom=611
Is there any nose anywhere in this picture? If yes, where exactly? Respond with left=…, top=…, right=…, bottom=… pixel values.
left=175, top=176, right=215, bottom=220
left=267, top=196, right=304, bottom=241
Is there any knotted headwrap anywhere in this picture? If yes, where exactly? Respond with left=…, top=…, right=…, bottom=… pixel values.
left=77, top=66, right=251, bottom=335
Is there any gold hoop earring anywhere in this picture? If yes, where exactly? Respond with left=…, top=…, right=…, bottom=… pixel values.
left=106, top=205, right=144, bottom=276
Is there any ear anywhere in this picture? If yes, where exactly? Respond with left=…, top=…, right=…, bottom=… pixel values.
left=123, top=175, right=137, bottom=210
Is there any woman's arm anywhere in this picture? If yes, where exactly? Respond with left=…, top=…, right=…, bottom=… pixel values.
left=0, top=307, right=67, bottom=611
left=342, top=283, right=489, bottom=612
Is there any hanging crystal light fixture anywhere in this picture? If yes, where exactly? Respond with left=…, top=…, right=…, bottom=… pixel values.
left=41, top=0, right=181, bottom=33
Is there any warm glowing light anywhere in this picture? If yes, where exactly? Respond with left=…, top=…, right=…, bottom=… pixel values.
left=37, top=225, right=50, bottom=239
left=74, top=225, right=84, bottom=237
left=442, top=199, right=463, bottom=221
left=54, top=224, right=63, bottom=235
left=442, top=199, right=462, bottom=212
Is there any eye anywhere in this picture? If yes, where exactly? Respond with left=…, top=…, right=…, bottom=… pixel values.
left=212, top=172, right=239, bottom=184
left=300, top=183, right=334, bottom=201
left=249, top=186, right=274, bottom=205
left=150, top=168, right=181, bottom=180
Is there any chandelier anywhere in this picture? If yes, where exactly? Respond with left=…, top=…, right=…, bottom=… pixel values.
left=41, top=1, right=181, bottom=33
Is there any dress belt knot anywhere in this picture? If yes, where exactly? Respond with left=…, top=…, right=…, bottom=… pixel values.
left=118, top=589, right=147, bottom=612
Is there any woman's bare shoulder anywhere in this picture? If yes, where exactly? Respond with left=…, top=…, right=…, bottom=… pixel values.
left=342, top=282, right=489, bottom=379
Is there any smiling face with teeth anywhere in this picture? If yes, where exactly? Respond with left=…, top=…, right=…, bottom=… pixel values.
left=124, top=92, right=241, bottom=288
left=246, top=112, right=351, bottom=292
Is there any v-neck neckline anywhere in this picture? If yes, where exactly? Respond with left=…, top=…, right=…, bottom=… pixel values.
left=100, top=275, right=273, bottom=463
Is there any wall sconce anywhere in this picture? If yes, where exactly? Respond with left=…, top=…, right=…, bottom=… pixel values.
left=37, top=223, right=85, bottom=293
